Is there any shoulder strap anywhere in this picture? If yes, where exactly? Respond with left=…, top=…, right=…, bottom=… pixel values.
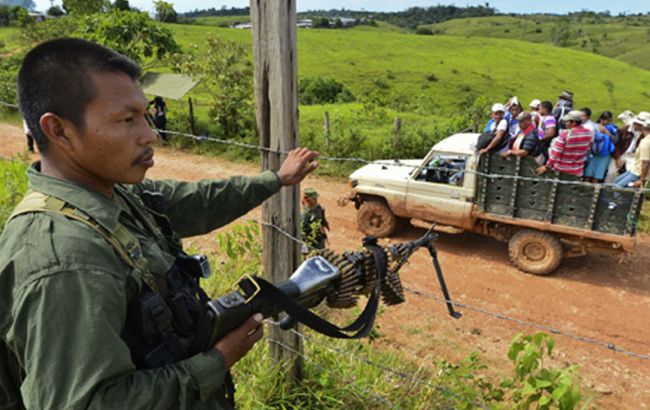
left=7, top=190, right=159, bottom=292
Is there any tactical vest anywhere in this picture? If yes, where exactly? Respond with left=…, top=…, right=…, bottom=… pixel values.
left=5, top=188, right=231, bottom=404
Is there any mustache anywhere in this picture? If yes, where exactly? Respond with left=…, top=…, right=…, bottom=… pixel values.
left=132, top=147, right=154, bottom=165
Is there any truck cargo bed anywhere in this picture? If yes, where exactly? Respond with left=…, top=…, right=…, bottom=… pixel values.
left=475, top=153, right=644, bottom=237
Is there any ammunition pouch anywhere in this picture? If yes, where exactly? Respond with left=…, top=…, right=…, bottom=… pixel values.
left=122, top=253, right=212, bottom=369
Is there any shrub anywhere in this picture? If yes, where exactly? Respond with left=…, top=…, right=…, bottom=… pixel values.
left=416, top=27, right=433, bottom=35
left=298, top=77, right=355, bottom=105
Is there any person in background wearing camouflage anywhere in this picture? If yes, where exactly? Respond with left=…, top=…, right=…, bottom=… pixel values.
left=300, top=188, right=330, bottom=251
left=0, top=38, right=319, bottom=409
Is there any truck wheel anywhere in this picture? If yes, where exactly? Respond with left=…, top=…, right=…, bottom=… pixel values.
left=357, top=200, right=397, bottom=237
left=508, top=230, right=563, bottom=275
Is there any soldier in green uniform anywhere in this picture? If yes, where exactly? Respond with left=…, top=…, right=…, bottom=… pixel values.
left=300, top=188, right=330, bottom=250
left=0, top=39, right=319, bottom=409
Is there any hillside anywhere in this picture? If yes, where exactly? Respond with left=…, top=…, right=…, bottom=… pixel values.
left=427, top=15, right=650, bottom=71
left=167, top=23, right=650, bottom=115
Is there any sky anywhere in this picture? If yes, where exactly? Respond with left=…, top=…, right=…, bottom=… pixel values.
left=32, top=1, right=650, bottom=15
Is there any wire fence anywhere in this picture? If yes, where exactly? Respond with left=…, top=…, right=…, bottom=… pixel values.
left=2, top=98, right=650, bottom=406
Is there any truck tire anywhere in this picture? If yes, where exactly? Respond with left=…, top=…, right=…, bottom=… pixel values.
left=508, top=230, right=563, bottom=275
left=357, top=200, right=397, bottom=238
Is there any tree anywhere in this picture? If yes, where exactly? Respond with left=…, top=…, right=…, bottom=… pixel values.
left=153, top=1, right=177, bottom=23
left=19, top=10, right=179, bottom=64
left=0, top=0, right=35, bottom=10
left=78, top=10, right=179, bottom=63
left=62, top=0, right=107, bottom=15
left=46, top=5, right=65, bottom=16
left=113, top=0, right=129, bottom=11
left=172, top=36, right=255, bottom=139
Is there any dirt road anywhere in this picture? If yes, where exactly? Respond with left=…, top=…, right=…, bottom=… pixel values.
left=2, top=123, right=649, bottom=408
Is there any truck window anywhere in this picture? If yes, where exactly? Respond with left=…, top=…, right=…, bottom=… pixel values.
left=416, top=155, right=467, bottom=186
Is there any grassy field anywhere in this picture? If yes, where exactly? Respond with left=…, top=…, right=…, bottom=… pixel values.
left=426, top=15, right=650, bottom=71
left=165, top=22, right=650, bottom=115
left=193, top=15, right=251, bottom=27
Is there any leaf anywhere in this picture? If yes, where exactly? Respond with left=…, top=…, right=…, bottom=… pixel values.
left=538, top=395, right=552, bottom=406
left=552, top=385, right=569, bottom=401
left=521, top=381, right=537, bottom=396
left=546, top=337, right=556, bottom=356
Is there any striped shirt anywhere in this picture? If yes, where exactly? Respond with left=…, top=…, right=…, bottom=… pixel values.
left=546, top=126, right=593, bottom=176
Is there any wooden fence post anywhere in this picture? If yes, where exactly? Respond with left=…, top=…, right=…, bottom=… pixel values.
left=250, top=0, right=303, bottom=383
left=392, top=117, right=402, bottom=157
left=324, top=111, right=331, bottom=147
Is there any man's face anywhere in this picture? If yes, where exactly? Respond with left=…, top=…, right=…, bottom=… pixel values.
left=519, top=118, right=531, bottom=129
left=302, top=196, right=317, bottom=208
left=66, top=71, right=156, bottom=192
left=492, top=111, right=504, bottom=122
left=580, top=112, right=589, bottom=123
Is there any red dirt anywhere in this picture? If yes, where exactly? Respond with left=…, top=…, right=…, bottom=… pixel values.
left=2, top=123, right=649, bottom=408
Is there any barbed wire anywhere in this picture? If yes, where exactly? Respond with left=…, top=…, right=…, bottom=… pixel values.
left=239, top=216, right=650, bottom=363
left=265, top=337, right=398, bottom=408
left=266, top=320, right=490, bottom=410
left=160, top=127, right=650, bottom=194
left=402, top=286, right=650, bottom=362
left=1, top=97, right=648, bottom=193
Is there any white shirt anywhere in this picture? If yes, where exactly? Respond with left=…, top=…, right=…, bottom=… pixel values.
left=583, top=119, right=598, bottom=138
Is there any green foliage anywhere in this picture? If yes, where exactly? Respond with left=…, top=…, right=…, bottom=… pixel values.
left=62, top=0, right=108, bottom=15
left=0, top=156, right=29, bottom=234
left=171, top=35, right=255, bottom=140
left=436, top=352, right=504, bottom=409
left=312, top=17, right=329, bottom=29
left=17, top=11, right=178, bottom=64
left=46, top=5, right=65, bottom=16
left=298, top=77, right=355, bottom=105
left=502, top=332, right=583, bottom=409
left=153, top=0, right=177, bottom=23
left=112, top=0, right=130, bottom=11
left=0, top=53, right=22, bottom=105
left=416, top=27, right=433, bottom=35
left=0, top=4, right=30, bottom=27
left=76, top=10, right=180, bottom=63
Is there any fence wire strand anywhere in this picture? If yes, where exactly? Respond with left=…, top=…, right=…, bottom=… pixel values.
left=402, top=286, right=650, bottom=362
left=266, top=320, right=490, bottom=410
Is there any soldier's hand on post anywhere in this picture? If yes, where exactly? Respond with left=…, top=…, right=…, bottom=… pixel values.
left=276, top=147, right=320, bottom=185
left=214, top=313, right=263, bottom=369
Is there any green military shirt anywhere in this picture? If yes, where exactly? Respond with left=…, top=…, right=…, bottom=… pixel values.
left=0, top=163, right=281, bottom=409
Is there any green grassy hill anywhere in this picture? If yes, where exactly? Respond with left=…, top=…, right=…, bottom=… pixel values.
left=155, top=22, right=650, bottom=165
left=166, top=23, right=650, bottom=115
left=426, top=15, right=650, bottom=71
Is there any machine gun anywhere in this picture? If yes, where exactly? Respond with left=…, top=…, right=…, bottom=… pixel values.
left=200, top=231, right=461, bottom=349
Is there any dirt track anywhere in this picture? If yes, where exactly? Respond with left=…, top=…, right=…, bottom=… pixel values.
left=2, top=123, right=649, bottom=408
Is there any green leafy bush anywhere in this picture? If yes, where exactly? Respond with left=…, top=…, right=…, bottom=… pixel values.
left=0, top=156, right=29, bottom=234
left=298, top=77, right=355, bottom=105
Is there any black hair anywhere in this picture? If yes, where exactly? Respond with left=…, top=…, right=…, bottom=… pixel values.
left=17, top=38, right=141, bottom=154
left=580, top=107, right=592, bottom=118
left=540, top=100, right=553, bottom=112
left=598, top=111, right=613, bottom=122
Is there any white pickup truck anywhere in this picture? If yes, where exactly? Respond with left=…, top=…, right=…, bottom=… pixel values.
left=340, top=133, right=644, bottom=275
